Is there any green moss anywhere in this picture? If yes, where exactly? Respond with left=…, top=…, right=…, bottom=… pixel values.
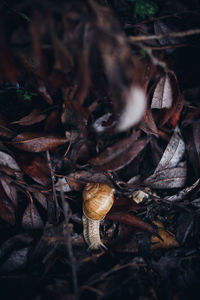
left=16, top=89, right=37, bottom=101
left=129, top=0, right=158, bottom=20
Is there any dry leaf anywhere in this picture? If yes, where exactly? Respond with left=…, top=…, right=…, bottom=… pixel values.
left=12, top=132, right=68, bottom=152
left=22, top=204, right=44, bottom=229
left=0, top=176, right=18, bottom=206
left=0, top=150, right=21, bottom=178
left=164, top=178, right=200, bottom=202
left=155, top=129, right=185, bottom=173
left=16, top=152, right=50, bottom=186
left=11, top=109, right=46, bottom=126
left=151, top=74, right=173, bottom=109
left=0, top=183, right=16, bottom=225
left=144, top=166, right=186, bottom=189
left=152, top=221, right=179, bottom=250
left=89, top=132, right=149, bottom=171
left=107, top=212, right=157, bottom=236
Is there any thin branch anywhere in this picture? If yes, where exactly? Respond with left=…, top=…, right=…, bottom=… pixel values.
left=46, top=150, right=59, bottom=224
left=129, top=28, right=200, bottom=42
left=60, top=185, right=79, bottom=300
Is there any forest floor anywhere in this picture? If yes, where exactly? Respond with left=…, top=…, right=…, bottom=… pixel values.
left=0, top=0, right=200, bottom=299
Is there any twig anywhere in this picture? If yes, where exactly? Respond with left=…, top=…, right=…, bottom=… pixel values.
left=129, top=28, right=200, bottom=42
left=64, top=131, right=73, bottom=158
left=60, top=185, right=79, bottom=300
left=140, top=44, right=167, bottom=69
left=46, top=150, right=59, bottom=224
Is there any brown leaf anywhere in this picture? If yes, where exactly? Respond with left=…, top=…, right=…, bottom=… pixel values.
left=151, top=74, right=173, bottom=109
left=0, top=125, right=15, bottom=139
left=66, top=170, right=115, bottom=191
left=107, top=212, right=157, bottom=236
left=16, top=152, right=50, bottom=186
left=168, top=93, right=184, bottom=127
left=89, top=132, right=149, bottom=171
left=152, top=221, right=179, bottom=250
left=140, top=109, right=159, bottom=137
left=12, top=132, right=68, bottom=152
left=11, top=109, right=46, bottom=126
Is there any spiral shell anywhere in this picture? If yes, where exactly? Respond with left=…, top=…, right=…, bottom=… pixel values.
left=83, top=183, right=114, bottom=220
left=82, top=183, right=114, bottom=250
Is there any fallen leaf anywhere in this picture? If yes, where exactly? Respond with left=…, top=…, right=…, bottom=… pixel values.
left=11, top=109, right=46, bottom=126
left=22, top=204, right=44, bottom=229
left=0, top=183, right=16, bottom=225
left=168, top=93, right=184, bottom=127
left=0, top=114, right=15, bottom=139
left=0, top=233, right=34, bottom=259
left=107, top=212, right=157, bottom=236
left=151, top=74, right=173, bottom=109
left=0, top=247, right=29, bottom=272
left=183, top=121, right=200, bottom=180
left=89, top=132, right=149, bottom=171
left=0, top=150, right=21, bottom=178
left=33, top=191, right=48, bottom=209
left=152, top=221, right=179, bottom=250
left=140, top=109, right=159, bottom=137
left=144, top=166, right=186, bottom=189
left=153, top=74, right=182, bottom=128
left=12, top=132, right=68, bottom=152
left=155, top=129, right=185, bottom=173
left=0, top=176, right=18, bottom=206
left=164, top=178, right=200, bottom=202
left=16, top=152, right=50, bottom=186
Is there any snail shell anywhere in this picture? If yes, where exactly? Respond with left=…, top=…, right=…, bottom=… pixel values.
left=82, top=183, right=114, bottom=250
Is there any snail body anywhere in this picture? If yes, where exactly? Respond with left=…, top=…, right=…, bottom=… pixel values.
left=82, top=183, right=114, bottom=250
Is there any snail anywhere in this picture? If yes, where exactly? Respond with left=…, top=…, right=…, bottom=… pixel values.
left=82, top=183, right=114, bottom=250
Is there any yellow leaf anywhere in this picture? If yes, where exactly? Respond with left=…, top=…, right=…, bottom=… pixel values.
left=152, top=221, right=179, bottom=250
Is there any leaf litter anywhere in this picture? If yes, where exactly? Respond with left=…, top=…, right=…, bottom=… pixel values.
left=0, top=0, right=200, bottom=299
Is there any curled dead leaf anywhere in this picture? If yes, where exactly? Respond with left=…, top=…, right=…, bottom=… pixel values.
left=152, top=221, right=179, bottom=250
left=151, top=74, right=173, bottom=109
left=155, top=129, right=185, bottom=173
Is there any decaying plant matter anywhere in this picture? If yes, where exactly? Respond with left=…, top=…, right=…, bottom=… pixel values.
left=0, top=0, right=200, bottom=299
